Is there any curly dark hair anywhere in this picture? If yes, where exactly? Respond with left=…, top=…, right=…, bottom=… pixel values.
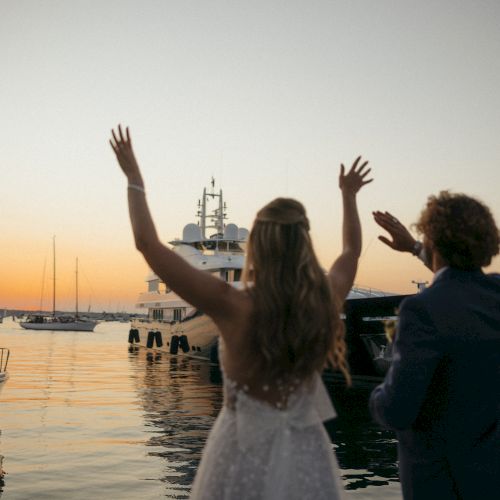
left=415, top=191, right=499, bottom=270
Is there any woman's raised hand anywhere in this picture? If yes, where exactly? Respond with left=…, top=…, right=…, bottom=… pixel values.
left=339, top=156, right=373, bottom=194
left=110, top=125, right=141, bottom=181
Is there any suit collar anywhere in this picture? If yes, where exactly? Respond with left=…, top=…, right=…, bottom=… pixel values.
left=432, top=266, right=449, bottom=284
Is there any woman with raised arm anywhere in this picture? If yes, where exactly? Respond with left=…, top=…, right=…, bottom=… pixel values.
left=110, top=125, right=372, bottom=500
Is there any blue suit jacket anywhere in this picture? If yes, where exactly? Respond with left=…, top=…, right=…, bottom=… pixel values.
left=370, top=268, right=500, bottom=500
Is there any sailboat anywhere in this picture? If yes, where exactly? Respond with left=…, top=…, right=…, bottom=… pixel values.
left=20, top=238, right=97, bottom=332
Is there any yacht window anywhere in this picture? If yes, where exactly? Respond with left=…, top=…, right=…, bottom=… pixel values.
left=152, top=309, right=164, bottom=321
left=173, top=308, right=183, bottom=321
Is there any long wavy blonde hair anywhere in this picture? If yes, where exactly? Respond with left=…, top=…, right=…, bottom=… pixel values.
left=242, top=198, right=350, bottom=385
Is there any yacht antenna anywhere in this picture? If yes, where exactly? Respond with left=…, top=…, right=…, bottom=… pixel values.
left=197, top=179, right=228, bottom=240
left=201, top=188, right=207, bottom=238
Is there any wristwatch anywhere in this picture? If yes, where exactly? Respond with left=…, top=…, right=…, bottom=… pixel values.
left=412, top=241, right=423, bottom=256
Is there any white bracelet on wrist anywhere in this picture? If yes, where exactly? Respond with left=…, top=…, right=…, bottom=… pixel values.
left=128, top=183, right=145, bottom=194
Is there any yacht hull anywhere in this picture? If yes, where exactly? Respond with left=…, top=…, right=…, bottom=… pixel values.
left=131, top=314, right=218, bottom=362
left=130, top=294, right=413, bottom=382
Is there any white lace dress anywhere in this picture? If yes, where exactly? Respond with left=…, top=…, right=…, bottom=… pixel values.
left=189, top=356, right=345, bottom=500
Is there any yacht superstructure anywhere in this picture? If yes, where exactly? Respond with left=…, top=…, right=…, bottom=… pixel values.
left=130, top=180, right=247, bottom=361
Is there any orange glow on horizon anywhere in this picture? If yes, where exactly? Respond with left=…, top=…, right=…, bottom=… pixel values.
left=3, top=237, right=498, bottom=312
left=0, top=242, right=149, bottom=312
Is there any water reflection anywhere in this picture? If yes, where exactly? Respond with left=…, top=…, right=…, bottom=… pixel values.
left=1, top=323, right=171, bottom=500
left=0, top=323, right=399, bottom=499
left=325, top=382, right=399, bottom=491
left=128, top=348, right=223, bottom=496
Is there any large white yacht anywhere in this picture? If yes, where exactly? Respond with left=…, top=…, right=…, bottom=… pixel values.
left=130, top=180, right=247, bottom=362
left=129, top=180, right=407, bottom=380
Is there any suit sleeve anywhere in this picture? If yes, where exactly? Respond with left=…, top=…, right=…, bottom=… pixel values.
left=369, top=296, right=443, bottom=431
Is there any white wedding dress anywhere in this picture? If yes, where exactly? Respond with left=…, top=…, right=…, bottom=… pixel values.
left=189, top=346, right=345, bottom=500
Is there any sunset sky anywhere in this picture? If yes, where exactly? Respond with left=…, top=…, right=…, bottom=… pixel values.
left=1, top=0, right=499, bottom=312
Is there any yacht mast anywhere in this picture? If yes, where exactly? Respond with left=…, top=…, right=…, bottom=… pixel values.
left=196, top=180, right=229, bottom=244
left=201, top=188, right=207, bottom=238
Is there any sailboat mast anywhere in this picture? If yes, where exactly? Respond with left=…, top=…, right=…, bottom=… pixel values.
left=52, top=235, right=56, bottom=317
left=75, top=257, right=79, bottom=318
left=39, top=257, right=47, bottom=313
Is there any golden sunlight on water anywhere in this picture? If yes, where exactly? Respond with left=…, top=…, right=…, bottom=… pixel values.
left=0, top=319, right=401, bottom=499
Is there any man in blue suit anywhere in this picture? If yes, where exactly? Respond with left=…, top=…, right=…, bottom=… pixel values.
left=370, top=191, right=500, bottom=500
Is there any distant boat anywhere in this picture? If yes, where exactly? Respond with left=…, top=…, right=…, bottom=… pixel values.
left=20, top=314, right=97, bottom=332
left=21, top=238, right=97, bottom=332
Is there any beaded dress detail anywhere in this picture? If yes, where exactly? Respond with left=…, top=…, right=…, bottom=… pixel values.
left=189, top=343, right=345, bottom=499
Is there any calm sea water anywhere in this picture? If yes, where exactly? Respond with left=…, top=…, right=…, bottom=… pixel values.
left=0, top=319, right=401, bottom=499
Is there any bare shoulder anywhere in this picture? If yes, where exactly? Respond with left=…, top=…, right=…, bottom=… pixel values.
left=215, top=287, right=254, bottom=346
left=217, top=289, right=256, bottom=379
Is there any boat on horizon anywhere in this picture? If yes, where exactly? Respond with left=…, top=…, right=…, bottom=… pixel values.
left=21, top=239, right=97, bottom=332
left=128, top=180, right=409, bottom=382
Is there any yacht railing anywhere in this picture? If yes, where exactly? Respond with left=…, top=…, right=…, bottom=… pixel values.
left=0, top=348, right=9, bottom=373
